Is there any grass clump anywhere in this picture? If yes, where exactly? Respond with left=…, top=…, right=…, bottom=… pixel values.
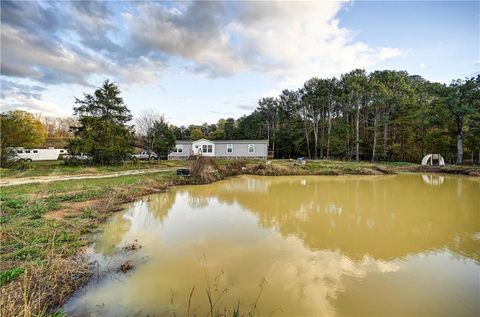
left=190, top=156, right=222, bottom=183
left=0, top=267, right=24, bottom=287
left=0, top=257, right=90, bottom=317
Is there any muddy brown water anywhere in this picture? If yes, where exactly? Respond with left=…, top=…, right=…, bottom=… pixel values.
left=64, top=174, right=480, bottom=316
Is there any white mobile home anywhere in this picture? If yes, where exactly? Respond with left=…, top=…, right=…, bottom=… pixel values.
left=168, top=139, right=268, bottom=159
left=13, top=147, right=68, bottom=161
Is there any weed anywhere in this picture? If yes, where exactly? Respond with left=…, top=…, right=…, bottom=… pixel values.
left=81, top=207, right=95, bottom=219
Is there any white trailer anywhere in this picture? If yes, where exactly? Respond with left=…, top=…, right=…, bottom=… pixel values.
left=14, top=147, right=68, bottom=161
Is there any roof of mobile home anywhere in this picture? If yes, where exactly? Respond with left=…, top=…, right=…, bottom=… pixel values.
left=176, top=139, right=268, bottom=144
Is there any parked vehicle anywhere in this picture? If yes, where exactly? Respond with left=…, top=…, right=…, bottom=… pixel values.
left=130, top=151, right=158, bottom=160
left=63, top=153, right=92, bottom=161
left=12, top=147, right=68, bottom=162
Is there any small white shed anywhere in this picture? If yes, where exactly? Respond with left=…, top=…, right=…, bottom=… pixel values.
left=421, top=154, right=445, bottom=166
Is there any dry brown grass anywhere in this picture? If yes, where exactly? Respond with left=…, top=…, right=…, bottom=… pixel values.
left=243, top=162, right=306, bottom=176
left=397, top=164, right=480, bottom=175
left=190, top=157, right=222, bottom=183
left=0, top=256, right=90, bottom=317
left=43, top=200, right=99, bottom=220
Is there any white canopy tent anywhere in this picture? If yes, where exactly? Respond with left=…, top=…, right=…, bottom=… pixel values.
left=421, top=154, right=445, bottom=166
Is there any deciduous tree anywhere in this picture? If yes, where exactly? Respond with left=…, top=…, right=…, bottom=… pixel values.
left=0, top=110, right=47, bottom=166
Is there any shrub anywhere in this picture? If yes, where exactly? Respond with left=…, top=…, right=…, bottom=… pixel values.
left=190, top=157, right=220, bottom=183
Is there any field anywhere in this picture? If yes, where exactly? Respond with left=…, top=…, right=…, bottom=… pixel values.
left=1, top=159, right=479, bottom=316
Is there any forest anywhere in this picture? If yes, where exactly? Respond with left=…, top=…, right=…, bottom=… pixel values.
left=169, top=70, right=480, bottom=164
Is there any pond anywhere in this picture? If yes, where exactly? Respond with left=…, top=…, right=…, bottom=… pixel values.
left=64, top=174, right=480, bottom=316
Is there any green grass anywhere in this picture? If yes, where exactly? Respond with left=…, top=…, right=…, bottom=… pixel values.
left=0, top=160, right=186, bottom=178
left=0, top=267, right=24, bottom=286
left=0, top=171, right=179, bottom=262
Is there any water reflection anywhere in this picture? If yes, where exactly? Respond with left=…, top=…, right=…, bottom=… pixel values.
left=176, top=174, right=479, bottom=261
left=65, top=174, right=480, bottom=316
left=422, top=174, right=445, bottom=186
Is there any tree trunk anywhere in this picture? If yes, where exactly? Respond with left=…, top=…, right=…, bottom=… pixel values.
left=320, top=108, right=325, bottom=159
left=266, top=121, right=270, bottom=152
left=355, top=103, right=360, bottom=161
left=313, top=119, right=319, bottom=159
left=272, top=118, right=276, bottom=158
left=372, top=110, right=377, bottom=162
left=302, top=107, right=311, bottom=159
left=346, top=114, right=350, bottom=160
left=456, top=131, right=464, bottom=165
left=456, top=115, right=464, bottom=165
left=326, top=103, right=332, bottom=159
left=383, top=120, right=388, bottom=160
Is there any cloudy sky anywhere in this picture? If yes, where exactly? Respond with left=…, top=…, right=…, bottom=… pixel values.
left=1, top=0, right=478, bottom=125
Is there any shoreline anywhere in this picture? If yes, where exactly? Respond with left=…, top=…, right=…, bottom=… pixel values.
left=1, top=160, right=479, bottom=316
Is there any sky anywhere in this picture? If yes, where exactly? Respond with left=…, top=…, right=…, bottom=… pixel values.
left=1, top=0, right=479, bottom=125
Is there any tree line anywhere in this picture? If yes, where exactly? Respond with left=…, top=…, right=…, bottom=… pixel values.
left=170, top=70, right=480, bottom=164
left=1, top=70, right=479, bottom=166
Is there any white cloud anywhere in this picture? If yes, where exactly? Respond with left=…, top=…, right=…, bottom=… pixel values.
left=127, top=1, right=403, bottom=85
left=420, top=63, right=428, bottom=69
left=2, top=94, right=67, bottom=116
left=2, top=1, right=404, bottom=87
left=1, top=0, right=405, bottom=118
left=237, top=2, right=403, bottom=85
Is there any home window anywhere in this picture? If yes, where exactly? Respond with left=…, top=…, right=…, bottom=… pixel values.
left=202, top=145, right=212, bottom=153
left=227, top=144, right=233, bottom=153
left=248, top=144, right=255, bottom=153
left=33, top=150, right=38, bottom=153
left=60, top=150, right=65, bottom=153
left=176, top=145, right=183, bottom=153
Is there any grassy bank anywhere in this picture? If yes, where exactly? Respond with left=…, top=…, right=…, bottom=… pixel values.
left=231, top=159, right=480, bottom=176
left=0, top=160, right=186, bottom=178
left=2, top=159, right=478, bottom=180
left=1, top=159, right=478, bottom=316
left=0, top=171, right=203, bottom=316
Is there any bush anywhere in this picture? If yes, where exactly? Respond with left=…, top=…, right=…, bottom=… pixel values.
left=4, top=159, right=33, bottom=171
left=62, top=157, right=93, bottom=166
left=190, top=157, right=220, bottom=182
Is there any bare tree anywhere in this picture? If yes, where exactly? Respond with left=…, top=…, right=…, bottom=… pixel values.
left=135, top=110, right=164, bottom=155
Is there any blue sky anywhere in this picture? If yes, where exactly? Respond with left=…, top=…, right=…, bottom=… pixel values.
left=338, top=1, right=479, bottom=82
left=1, top=1, right=478, bottom=125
